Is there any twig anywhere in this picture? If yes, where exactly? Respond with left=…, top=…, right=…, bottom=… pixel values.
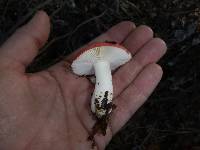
left=133, top=126, right=200, bottom=134
left=139, top=124, right=156, bottom=148
left=170, top=9, right=199, bottom=16
left=153, top=129, right=200, bottom=134
left=38, top=10, right=108, bottom=55
left=1, top=0, right=10, bottom=21
left=50, top=1, right=69, bottom=17
left=114, top=0, right=120, bottom=13
left=126, top=0, right=142, bottom=15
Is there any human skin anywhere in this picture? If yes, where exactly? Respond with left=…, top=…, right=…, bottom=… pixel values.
left=0, top=11, right=167, bottom=150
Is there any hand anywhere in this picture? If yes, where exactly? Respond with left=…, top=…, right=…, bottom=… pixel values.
left=0, top=11, right=167, bottom=150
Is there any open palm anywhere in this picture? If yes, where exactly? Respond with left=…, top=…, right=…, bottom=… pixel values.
left=0, top=11, right=166, bottom=150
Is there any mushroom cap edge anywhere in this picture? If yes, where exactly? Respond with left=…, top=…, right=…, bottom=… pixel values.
left=71, top=42, right=132, bottom=75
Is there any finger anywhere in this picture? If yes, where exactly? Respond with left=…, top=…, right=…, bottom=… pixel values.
left=111, top=63, right=163, bottom=134
left=113, top=38, right=167, bottom=97
left=123, top=25, right=153, bottom=54
left=0, top=11, right=50, bottom=70
left=66, top=21, right=136, bottom=63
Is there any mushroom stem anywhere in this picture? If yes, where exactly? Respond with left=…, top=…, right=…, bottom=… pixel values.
left=91, top=60, right=113, bottom=118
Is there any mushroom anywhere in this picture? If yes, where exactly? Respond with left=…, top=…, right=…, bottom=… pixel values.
left=71, top=42, right=132, bottom=119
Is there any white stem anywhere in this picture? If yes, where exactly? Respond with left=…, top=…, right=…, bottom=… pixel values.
left=91, top=60, right=113, bottom=118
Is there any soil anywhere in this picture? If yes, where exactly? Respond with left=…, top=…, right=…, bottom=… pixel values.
left=0, top=0, right=200, bottom=149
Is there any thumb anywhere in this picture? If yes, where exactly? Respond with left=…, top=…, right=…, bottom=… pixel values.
left=0, top=11, right=50, bottom=71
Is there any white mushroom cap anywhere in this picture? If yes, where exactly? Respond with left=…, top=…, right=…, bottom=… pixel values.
left=72, top=43, right=132, bottom=75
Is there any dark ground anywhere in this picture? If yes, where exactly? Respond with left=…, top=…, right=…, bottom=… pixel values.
left=0, top=0, right=200, bottom=149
